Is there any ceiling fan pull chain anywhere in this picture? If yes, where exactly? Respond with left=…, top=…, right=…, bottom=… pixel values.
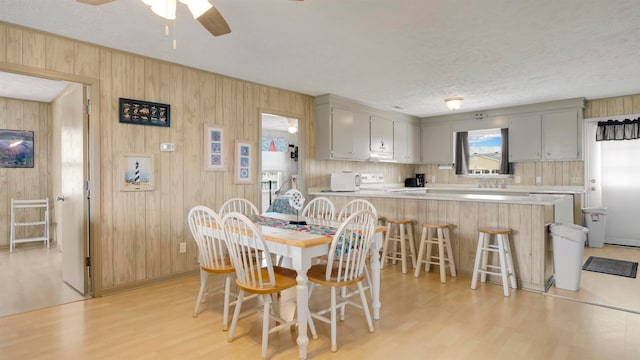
left=173, top=18, right=177, bottom=49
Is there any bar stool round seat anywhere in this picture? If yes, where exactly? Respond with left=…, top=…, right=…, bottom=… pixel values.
left=471, top=227, right=517, bottom=296
left=380, top=218, right=416, bottom=274
left=414, top=223, right=456, bottom=283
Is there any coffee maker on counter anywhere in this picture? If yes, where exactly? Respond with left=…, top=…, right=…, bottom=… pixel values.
left=404, top=173, right=426, bottom=187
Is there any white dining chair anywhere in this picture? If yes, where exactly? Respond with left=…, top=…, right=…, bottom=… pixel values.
left=301, top=196, right=336, bottom=220
left=219, top=198, right=259, bottom=217
left=336, top=198, right=378, bottom=299
left=336, top=199, right=377, bottom=220
left=221, top=212, right=298, bottom=359
left=187, top=205, right=235, bottom=330
left=307, top=209, right=377, bottom=352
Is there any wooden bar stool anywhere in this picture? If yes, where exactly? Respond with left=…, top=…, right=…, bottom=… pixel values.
left=380, top=218, right=416, bottom=274
left=414, top=224, right=456, bottom=283
left=471, top=227, right=517, bottom=297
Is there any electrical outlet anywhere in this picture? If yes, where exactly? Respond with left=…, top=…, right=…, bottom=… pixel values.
left=179, top=242, right=186, bottom=253
left=572, top=177, right=582, bottom=184
left=535, top=176, right=542, bottom=184
left=514, top=176, right=521, bottom=184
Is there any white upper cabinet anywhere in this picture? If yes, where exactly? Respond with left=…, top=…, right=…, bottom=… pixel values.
left=542, top=109, right=580, bottom=160
left=509, top=109, right=581, bottom=162
left=316, top=94, right=418, bottom=162
left=509, top=114, right=542, bottom=162
left=394, top=121, right=421, bottom=163
left=370, top=115, right=394, bottom=159
left=316, top=102, right=370, bottom=161
left=421, top=122, right=453, bottom=164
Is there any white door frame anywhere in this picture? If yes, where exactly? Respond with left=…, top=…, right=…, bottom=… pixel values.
left=0, top=63, right=101, bottom=296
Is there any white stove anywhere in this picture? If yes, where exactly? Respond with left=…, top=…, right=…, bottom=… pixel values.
left=360, top=173, right=386, bottom=190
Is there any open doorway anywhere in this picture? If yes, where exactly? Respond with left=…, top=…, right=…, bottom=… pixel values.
left=260, top=112, right=299, bottom=213
left=585, top=116, right=640, bottom=247
left=0, top=71, right=91, bottom=317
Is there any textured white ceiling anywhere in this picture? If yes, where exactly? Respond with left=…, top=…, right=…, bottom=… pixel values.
left=1, top=0, right=639, bottom=117
left=0, top=72, right=69, bottom=102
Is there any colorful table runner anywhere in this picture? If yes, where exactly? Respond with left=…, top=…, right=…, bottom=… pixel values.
left=250, top=215, right=337, bottom=237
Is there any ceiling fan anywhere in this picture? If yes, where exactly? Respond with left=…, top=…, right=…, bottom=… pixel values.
left=78, top=0, right=303, bottom=37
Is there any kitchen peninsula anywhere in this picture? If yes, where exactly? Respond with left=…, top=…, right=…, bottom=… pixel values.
left=310, top=189, right=573, bottom=292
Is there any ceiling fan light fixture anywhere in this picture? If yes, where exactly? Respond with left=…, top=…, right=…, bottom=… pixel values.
left=445, top=97, right=464, bottom=111
left=180, top=0, right=213, bottom=19
left=150, top=0, right=177, bottom=20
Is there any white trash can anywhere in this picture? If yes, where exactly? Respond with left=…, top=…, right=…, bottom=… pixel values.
left=550, top=223, right=588, bottom=291
left=582, top=207, right=607, bottom=248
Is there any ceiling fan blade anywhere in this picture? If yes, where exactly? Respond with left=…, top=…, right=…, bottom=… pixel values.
left=197, top=5, right=231, bottom=36
left=76, top=0, right=116, bottom=4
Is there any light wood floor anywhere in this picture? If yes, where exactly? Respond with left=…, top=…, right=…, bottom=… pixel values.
left=1, top=261, right=639, bottom=359
left=0, top=245, right=86, bottom=318
left=546, top=244, right=640, bottom=314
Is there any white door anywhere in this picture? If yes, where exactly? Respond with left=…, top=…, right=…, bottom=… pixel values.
left=59, top=84, right=89, bottom=294
left=585, top=118, right=640, bottom=247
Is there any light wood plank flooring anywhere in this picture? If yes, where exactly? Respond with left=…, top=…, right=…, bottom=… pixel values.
left=545, top=244, right=640, bottom=314
left=0, top=246, right=86, bottom=318
left=1, top=262, right=639, bottom=359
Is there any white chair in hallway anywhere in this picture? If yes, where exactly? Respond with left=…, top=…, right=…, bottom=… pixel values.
left=10, top=198, right=50, bottom=253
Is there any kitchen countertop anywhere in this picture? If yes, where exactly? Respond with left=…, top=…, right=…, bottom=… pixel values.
left=309, top=187, right=575, bottom=205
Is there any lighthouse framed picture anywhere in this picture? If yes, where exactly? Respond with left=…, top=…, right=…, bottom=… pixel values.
left=119, top=153, right=155, bottom=191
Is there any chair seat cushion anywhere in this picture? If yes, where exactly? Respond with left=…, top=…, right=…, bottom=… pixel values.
left=236, top=266, right=298, bottom=294
left=307, top=264, right=364, bottom=287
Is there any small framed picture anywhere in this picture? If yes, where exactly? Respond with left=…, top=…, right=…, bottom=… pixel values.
left=234, top=140, right=253, bottom=184
left=119, top=98, right=170, bottom=127
left=0, top=129, right=34, bottom=168
left=119, top=153, right=155, bottom=191
left=204, top=125, right=225, bottom=171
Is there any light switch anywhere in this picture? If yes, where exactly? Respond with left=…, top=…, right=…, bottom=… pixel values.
left=160, top=143, right=175, bottom=152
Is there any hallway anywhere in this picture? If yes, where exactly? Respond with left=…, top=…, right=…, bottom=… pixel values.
left=0, top=245, right=86, bottom=318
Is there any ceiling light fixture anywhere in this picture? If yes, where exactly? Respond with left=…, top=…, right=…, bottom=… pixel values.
left=445, top=97, right=464, bottom=111
left=287, top=119, right=298, bottom=134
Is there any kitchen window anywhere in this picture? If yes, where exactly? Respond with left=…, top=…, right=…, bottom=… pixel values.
left=455, top=128, right=513, bottom=176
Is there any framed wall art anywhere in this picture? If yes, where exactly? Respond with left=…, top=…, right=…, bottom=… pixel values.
left=119, top=153, right=155, bottom=191
left=234, top=140, right=253, bottom=184
left=204, top=125, right=225, bottom=171
left=0, top=129, right=34, bottom=168
left=119, top=98, right=170, bottom=127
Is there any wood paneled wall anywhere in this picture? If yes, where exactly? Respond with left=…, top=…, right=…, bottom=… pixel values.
left=584, top=93, right=640, bottom=118
left=0, top=22, right=321, bottom=294
left=0, top=97, right=51, bottom=247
